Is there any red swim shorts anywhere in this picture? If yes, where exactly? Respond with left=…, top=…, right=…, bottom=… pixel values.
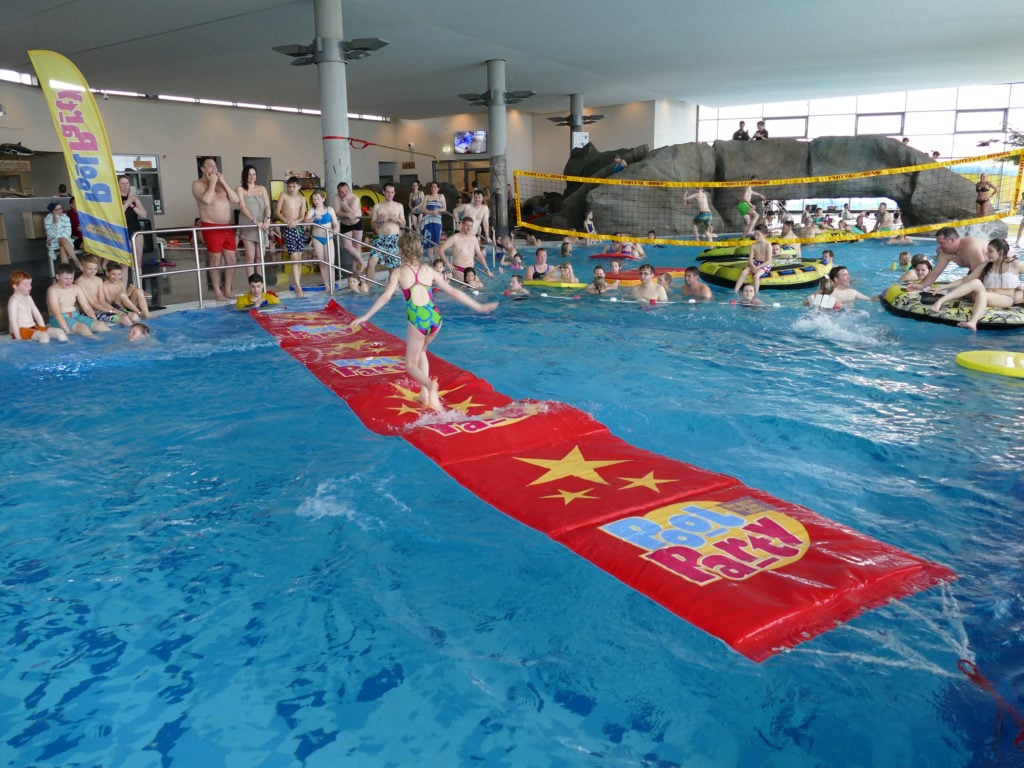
left=200, top=222, right=236, bottom=254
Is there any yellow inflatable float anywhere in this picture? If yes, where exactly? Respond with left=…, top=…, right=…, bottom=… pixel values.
left=955, top=350, right=1024, bottom=378
left=698, top=259, right=830, bottom=290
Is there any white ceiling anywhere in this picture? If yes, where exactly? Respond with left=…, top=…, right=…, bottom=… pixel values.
left=0, top=0, right=1022, bottom=120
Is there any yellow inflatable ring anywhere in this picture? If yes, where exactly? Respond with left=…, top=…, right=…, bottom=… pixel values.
left=955, top=350, right=1024, bottom=378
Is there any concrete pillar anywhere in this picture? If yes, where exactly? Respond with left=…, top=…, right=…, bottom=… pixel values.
left=653, top=99, right=698, bottom=148
left=314, top=0, right=351, bottom=193
left=487, top=59, right=509, bottom=237
left=570, top=93, right=586, bottom=149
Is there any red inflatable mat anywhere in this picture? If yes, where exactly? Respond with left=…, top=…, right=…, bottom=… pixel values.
left=253, top=301, right=956, bottom=661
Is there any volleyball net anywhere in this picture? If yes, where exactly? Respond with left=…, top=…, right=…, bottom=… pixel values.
left=513, top=148, right=1024, bottom=248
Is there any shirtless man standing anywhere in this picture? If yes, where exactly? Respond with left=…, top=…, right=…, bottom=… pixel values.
left=332, top=181, right=366, bottom=276
left=47, top=263, right=110, bottom=337
left=739, top=177, right=766, bottom=236
left=683, top=187, right=715, bottom=240
left=451, top=193, right=471, bottom=231
left=275, top=177, right=308, bottom=296
left=464, top=189, right=492, bottom=243
left=873, top=202, right=894, bottom=233
left=192, top=157, right=240, bottom=301
left=368, top=182, right=405, bottom=276
left=442, top=217, right=493, bottom=281
left=908, top=227, right=989, bottom=292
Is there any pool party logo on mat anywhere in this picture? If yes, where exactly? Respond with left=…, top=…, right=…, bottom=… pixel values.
left=421, top=401, right=545, bottom=435
left=600, top=499, right=809, bottom=585
left=287, top=322, right=358, bottom=336
left=332, top=356, right=405, bottom=377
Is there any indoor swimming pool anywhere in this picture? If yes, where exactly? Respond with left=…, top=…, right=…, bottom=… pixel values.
left=1, top=239, right=1022, bottom=767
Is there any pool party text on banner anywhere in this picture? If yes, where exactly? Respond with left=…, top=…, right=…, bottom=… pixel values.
left=28, top=50, right=132, bottom=266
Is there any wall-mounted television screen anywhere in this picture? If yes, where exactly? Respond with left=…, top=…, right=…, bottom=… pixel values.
left=454, top=130, right=487, bottom=154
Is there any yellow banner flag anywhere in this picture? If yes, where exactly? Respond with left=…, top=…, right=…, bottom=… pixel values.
left=28, top=50, right=132, bottom=265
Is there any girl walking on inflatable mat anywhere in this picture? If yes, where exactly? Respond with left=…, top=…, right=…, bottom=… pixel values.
left=349, top=232, right=497, bottom=411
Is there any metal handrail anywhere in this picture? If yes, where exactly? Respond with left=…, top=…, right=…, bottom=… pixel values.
left=131, top=221, right=393, bottom=308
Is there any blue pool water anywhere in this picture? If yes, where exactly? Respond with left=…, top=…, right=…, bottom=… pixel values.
left=2, top=240, right=1023, bottom=767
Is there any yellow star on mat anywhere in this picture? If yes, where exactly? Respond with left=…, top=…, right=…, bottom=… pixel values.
left=388, top=382, right=423, bottom=404
left=541, top=488, right=599, bottom=505
left=437, top=384, right=461, bottom=400
left=387, top=402, right=424, bottom=416
left=385, top=382, right=466, bottom=413
left=388, top=382, right=461, bottom=402
left=322, top=343, right=374, bottom=357
left=618, top=472, right=679, bottom=492
left=331, top=339, right=380, bottom=351
left=516, top=445, right=627, bottom=486
left=445, top=396, right=485, bottom=414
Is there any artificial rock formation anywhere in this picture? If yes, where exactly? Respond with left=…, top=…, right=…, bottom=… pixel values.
left=545, top=137, right=981, bottom=235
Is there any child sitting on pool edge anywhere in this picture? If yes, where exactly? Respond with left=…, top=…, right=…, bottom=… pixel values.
left=8, top=270, right=68, bottom=342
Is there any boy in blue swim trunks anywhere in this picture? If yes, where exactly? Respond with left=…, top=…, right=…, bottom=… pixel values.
left=47, top=263, right=110, bottom=337
left=684, top=187, right=716, bottom=241
left=274, top=177, right=308, bottom=297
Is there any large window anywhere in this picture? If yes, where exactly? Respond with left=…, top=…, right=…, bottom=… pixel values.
left=955, top=109, right=1006, bottom=133
left=808, top=114, right=856, bottom=139
left=765, top=118, right=808, bottom=139
left=856, top=114, right=904, bottom=136
left=696, top=82, right=1024, bottom=159
left=112, top=154, right=164, bottom=215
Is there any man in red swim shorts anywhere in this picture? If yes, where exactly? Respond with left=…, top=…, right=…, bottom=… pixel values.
left=192, top=156, right=240, bottom=301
